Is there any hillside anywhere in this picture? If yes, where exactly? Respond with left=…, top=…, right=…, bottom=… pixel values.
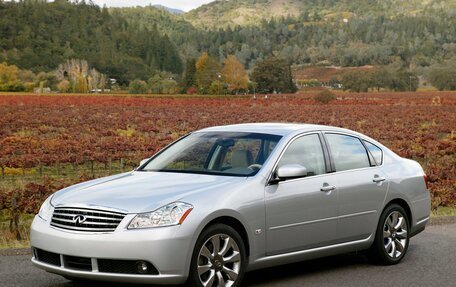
left=153, top=4, right=184, bottom=15
left=0, top=1, right=183, bottom=84
left=0, top=0, right=454, bottom=86
left=185, top=0, right=454, bottom=29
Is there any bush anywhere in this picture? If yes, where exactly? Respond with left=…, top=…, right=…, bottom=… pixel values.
left=128, top=79, right=148, bottom=94
left=314, top=90, right=336, bottom=104
left=428, top=66, right=456, bottom=91
left=187, top=86, right=198, bottom=95
left=209, top=81, right=225, bottom=95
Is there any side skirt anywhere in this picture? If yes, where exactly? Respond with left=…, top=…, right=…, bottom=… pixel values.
left=247, top=235, right=373, bottom=271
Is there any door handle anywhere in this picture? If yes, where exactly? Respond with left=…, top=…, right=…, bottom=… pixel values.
left=321, top=184, right=336, bottom=192
left=373, top=176, right=386, bottom=183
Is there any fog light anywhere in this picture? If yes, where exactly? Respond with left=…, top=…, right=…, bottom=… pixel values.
left=136, top=261, right=149, bottom=274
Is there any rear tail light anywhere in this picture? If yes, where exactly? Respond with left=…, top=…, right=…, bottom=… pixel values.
left=423, top=174, right=429, bottom=190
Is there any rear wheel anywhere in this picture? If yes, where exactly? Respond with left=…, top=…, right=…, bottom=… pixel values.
left=187, top=224, right=246, bottom=287
left=369, top=204, right=410, bottom=265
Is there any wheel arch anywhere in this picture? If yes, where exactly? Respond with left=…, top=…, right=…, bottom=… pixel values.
left=384, top=198, right=413, bottom=226
left=201, top=216, right=251, bottom=258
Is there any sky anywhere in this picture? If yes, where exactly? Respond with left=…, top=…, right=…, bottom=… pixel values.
left=90, top=1, right=215, bottom=12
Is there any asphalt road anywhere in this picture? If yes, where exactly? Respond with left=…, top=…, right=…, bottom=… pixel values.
left=1, top=223, right=455, bottom=287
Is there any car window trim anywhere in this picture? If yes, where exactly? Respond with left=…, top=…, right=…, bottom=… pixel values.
left=267, top=131, right=329, bottom=185
left=362, top=139, right=384, bottom=166
left=322, top=131, right=384, bottom=174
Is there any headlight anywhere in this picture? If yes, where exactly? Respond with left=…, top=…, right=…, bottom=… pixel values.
left=38, top=195, right=54, bottom=221
left=128, top=202, right=193, bottom=229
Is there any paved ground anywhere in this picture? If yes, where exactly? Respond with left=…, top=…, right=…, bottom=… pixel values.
left=1, top=224, right=455, bottom=287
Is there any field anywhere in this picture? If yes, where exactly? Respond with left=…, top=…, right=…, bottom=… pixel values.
left=0, top=91, right=455, bottom=242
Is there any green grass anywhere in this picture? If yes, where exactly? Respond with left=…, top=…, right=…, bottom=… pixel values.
left=432, top=206, right=456, bottom=217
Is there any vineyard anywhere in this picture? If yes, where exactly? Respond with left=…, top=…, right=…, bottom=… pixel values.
left=0, top=92, right=455, bottom=220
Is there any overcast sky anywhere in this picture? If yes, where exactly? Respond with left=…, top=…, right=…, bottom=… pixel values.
left=91, top=1, right=215, bottom=12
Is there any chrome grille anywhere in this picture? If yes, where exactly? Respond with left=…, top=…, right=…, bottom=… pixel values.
left=51, top=207, right=126, bottom=232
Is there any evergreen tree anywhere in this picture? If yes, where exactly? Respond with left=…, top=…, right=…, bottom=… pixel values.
left=181, top=59, right=197, bottom=93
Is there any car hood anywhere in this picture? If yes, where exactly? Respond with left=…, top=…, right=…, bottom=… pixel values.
left=51, top=171, right=246, bottom=213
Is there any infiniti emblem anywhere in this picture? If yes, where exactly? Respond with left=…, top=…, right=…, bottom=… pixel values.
left=73, top=215, right=87, bottom=225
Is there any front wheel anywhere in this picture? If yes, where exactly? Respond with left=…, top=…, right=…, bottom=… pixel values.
left=369, top=204, right=410, bottom=265
left=187, top=224, right=247, bottom=287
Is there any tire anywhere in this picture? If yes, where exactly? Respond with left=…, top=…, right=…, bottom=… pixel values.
left=369, top=204, right=410, bottom=265
left=186, top=224, right=247, bottom=287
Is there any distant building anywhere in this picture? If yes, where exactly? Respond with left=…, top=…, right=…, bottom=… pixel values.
left=34, top=87, right=51, bottom=94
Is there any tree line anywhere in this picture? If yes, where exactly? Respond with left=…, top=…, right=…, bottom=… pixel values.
left=129, top=53, right=297, bottom=95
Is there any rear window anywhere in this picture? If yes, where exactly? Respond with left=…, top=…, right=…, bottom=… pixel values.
left=326, top=133, right=370, bottom=171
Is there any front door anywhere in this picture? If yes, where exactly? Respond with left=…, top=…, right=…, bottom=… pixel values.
left=265, top=133, right=338, bottom=255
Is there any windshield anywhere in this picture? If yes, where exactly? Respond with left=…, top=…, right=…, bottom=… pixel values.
left=141, top=132, right=282, bottom=177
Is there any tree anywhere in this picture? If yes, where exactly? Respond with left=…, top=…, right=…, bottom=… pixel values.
left=251, top=57, right=297, bottom=93
left=195, top=52, right=221, bottom=94
left=341, top=70, right=371, bottom=92
left=222, top=55, right=249, bottom=94
left=181, top=59, right=197, bottom=93
left=57, top=80, right=70, bottom=93
left=428, top=60, right=456, bottom=91
left=148, top=71, right=178, bottom=94
left=0, top=62, right=24, bottom=91
left=128, top=79, right=148, bottom=94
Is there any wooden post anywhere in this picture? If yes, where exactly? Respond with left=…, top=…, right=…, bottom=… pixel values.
left=108, top=158, right=112, bottom=175
left=10, top=193, right=21, bottom=240
left=120, top=158, right=124, bottom=173
left=91, top=160, right=94, bottom=177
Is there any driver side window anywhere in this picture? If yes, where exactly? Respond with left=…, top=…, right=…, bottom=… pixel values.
left=278, top=134, right=326, bottom=177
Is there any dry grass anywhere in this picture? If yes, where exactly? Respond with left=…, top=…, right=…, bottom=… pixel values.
left=0, top=210, right=33, bottom=249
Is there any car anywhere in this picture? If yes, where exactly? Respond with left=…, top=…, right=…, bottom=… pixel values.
left=30, top=123, right=431, bottom=286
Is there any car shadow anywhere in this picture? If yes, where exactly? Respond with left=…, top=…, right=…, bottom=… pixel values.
left=244, top=252, right=370, bottom=285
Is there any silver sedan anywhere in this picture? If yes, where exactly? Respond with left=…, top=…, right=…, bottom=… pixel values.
left=31, top=123, right=431, bottom=286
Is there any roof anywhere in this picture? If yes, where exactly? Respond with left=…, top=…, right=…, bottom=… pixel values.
left=198, top=123, right=346, bottom=136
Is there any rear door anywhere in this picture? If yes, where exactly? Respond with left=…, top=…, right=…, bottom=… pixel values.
left=323, top=133, right=388, bottom=242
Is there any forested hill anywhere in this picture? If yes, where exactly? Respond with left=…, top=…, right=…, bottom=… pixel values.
left=185, top=0, right=455, bottom=29
left=0, top=0, right=454, bottom=85
left=114, top=1, right=455, bottom=71
left=0, top=0, right=183, bottom=84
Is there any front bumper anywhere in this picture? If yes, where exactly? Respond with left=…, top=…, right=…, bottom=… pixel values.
left=30, top=215, right=193, bottom=285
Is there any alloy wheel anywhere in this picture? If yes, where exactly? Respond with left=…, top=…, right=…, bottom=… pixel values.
left=383, top=211, right=408, bottom=259
left=197, top=233, right=241, bottom=287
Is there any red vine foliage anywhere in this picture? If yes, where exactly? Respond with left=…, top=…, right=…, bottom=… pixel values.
left=0, top=92, right=455, bottom=211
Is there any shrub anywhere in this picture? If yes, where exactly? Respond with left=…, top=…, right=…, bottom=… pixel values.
left=187, top=86, right=198, bottom=95
left=128, top=79, right=148, bottom=94
left=314, top=90, right=336, bottom=104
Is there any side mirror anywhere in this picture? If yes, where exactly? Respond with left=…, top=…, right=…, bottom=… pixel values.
left=276, top=164, right=307, bottom=181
